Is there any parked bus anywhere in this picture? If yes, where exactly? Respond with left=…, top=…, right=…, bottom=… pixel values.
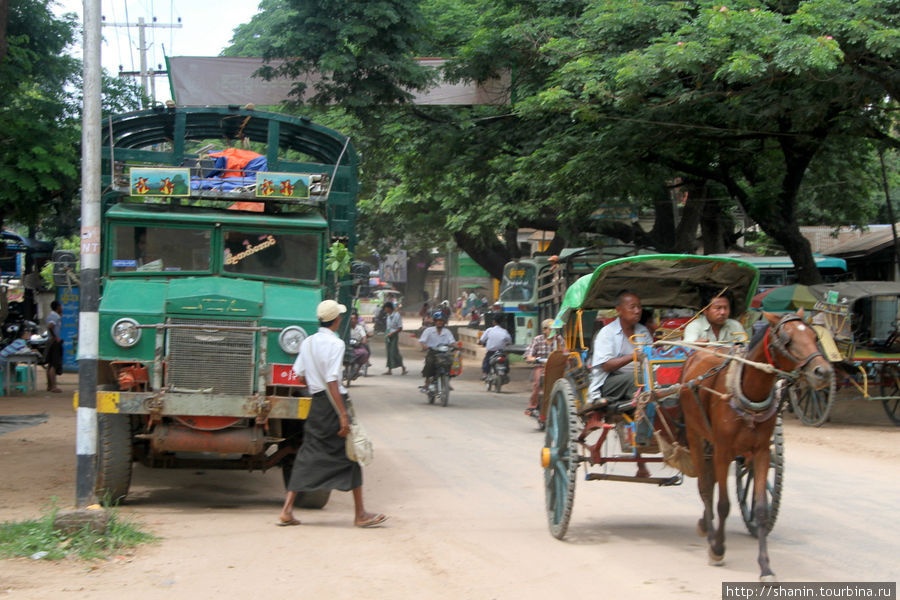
left=708, top=254, right=848, bottom=292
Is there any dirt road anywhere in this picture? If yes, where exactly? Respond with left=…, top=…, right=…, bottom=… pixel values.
left=0, top=342, right=897, bottom=599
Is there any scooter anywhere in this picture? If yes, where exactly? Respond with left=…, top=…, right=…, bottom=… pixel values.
left=425, top=344, right=455, bottom=407
left=484, top=350, right=510, bottom=393
left=526, top=357, right=547, bottom=430
left=342, top=338, right=368, bottom=387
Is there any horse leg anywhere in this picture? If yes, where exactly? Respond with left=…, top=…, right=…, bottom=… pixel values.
left=708, top=447, right=731, bottom=566
left=753, top=448, right=777, bottom=582
left=693, top=437, right=714, bottom=538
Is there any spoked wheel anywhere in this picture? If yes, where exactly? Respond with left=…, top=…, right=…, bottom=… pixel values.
left=734, top=414, right=784, bottom=537
left=542, top=378, right=580, bottom=540
left=789, top=377, right=834, bottom=427
left=439, top=375, right=450, bottom=407
left=879, top=364, right=900, bottom=426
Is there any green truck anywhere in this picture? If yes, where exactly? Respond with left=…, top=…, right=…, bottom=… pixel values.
left=94, top=106, right=357, bottom=504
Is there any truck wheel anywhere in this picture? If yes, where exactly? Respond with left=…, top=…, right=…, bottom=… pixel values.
left=280, top=454, right=331, bottom=509
left=96, top=412, right=134, bottom=504
left=297, top=490, right=331, bottom=509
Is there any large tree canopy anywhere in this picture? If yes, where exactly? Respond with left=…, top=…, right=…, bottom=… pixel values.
left=0, top=0, right=143, bottom=238
left=231, top=0, right=900, bottom=282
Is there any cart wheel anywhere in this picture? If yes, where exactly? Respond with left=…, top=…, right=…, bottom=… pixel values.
left=734, top=414, right=784, bottom=537
left=542, top=378, right=580, bottom=540
left=789, top=377, right=834, bottom=427
left=879, top=364, right=900, bottom=426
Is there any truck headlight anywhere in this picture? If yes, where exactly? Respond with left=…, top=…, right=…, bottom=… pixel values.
left=111, top=318, right=141, bottom=348
left=278, top=326, right=307, bottom=354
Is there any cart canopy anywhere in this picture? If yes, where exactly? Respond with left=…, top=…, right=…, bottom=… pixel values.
left=554, top=254, right=759, bottom=326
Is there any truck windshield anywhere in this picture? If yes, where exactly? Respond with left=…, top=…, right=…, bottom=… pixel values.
left=111, top=225, right=211, bottom=273
left=223, top=230, right=320, bottom=281
left=499, top=263, right=536, bottom=303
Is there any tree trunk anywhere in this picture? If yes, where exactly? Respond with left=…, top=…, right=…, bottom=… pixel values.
left=700, top=193, right=733, bottom=254
left=403, top=248, right=433, bottom=309
left=671, top=180, right=704, bottom=253
left=0, top=0, right=7, bottom=63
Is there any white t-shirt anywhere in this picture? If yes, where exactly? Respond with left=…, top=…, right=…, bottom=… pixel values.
left=292, top=327, right=346, bottom=395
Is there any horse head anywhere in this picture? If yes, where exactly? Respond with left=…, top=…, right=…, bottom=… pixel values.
left=762, top=309, right=832, bottom=391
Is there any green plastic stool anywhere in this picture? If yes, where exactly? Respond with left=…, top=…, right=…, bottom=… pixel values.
left=13, top=364, right=32, bottom=393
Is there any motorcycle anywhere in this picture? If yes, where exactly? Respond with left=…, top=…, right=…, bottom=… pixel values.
left=342, top=338, right=368, bottom=387
left=484, top=350, right=510, bottom=393
left=526, top=357, right=547, bottom=430
left=425, top=343, right=456, bottom=407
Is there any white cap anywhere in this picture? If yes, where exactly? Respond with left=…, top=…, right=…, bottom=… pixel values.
left=316, top=299, right=347, bottom=322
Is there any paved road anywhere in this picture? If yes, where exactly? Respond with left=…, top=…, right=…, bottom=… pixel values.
left=0, top=340, right=897, bottom=599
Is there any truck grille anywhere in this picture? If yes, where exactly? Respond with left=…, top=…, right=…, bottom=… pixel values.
left=166, top=319, right=256, bottom=395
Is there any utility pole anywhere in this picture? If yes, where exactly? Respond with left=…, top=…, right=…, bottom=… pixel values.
left=77, top=0, right=102, bottom=508
left=102, top=16, right=181, bottom=105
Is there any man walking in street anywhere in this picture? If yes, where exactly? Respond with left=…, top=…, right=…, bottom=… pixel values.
left=278, top=299, right=387, bottom=528
left=382, top=301, right=407, bottom=375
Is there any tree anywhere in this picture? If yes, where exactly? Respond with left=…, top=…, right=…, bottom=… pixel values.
left=0, top=1, right=143, bottom=239
left=499, top=0, right=899, bottom=282
left=229, top=0, right=900, bottom=283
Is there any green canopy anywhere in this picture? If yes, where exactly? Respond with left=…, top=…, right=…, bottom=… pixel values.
left=554, top=254, right=759, bottom=327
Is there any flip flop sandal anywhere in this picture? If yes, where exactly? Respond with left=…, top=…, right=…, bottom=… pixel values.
left=355, top=514, right=388, bottom=528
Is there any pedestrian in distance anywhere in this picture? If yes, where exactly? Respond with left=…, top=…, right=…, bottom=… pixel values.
left=44, top=300, right=63, bottom=393
left=382, top=301, right=407, bottom=375
left=278, top=299, right=387, bottom=528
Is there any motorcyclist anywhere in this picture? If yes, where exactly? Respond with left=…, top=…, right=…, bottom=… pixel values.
left=348, top=311, right=370, bottom=368
left=479, top=313, right=512, bottom=380
left=418, top=311, right=456, bottom=392
left=523, top=319, right=563, bottom=415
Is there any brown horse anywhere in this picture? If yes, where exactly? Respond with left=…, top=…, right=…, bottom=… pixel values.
left=678, top=310, right=832, bottom=581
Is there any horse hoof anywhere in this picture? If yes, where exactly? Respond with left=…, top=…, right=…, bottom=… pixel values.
left=760, top=574, right=777, bottom=583
left=708, top=549, right=725, bottom=566
left=696, top=520, right=707, bottom=537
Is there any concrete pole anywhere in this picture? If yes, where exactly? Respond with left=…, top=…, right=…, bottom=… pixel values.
left=76, top=0, right=102, bottom=507
left=138, top=17, right=148, bottom=102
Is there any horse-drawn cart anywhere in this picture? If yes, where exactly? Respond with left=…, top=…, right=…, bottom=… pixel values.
left=781, top=281, right=900, bottom=427
left=539, top=254, right=832, bottom=581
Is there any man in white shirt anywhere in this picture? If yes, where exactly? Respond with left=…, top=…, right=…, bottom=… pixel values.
left=588, top=291, right=651, bottom=409
left=279, top=299, right=387, bottom=529
left=683, top=292, right=746, bottom=344
left=479, top=313, right=512, bottom=378
left=418, top=312, right=456, bottom=391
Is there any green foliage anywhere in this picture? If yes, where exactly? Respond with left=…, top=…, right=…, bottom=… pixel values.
left=0, top=1, right=144, bottom=237
left=0, top=501, right=158, bottom=561
left=40, top=235, right=80, bottom=290
left=224, top=0, right=900, bottom=282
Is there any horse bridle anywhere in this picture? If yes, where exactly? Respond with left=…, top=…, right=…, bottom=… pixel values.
left=763, top=314, right=824, bottom=374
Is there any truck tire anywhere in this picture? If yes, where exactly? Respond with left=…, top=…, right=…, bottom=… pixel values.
left=280, top=454, right=331, bottom=509
left=96, top=412, right=134, bottom=504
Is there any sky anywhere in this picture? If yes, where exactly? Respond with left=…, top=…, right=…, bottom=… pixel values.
left=53, top=0, right=262, bottom=101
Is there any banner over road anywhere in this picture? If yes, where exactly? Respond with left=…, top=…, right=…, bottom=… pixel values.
left=166, top=56, right=510, bottom=107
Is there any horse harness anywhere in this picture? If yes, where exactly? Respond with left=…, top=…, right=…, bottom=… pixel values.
left=687, top=313, right=823, bottom=428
